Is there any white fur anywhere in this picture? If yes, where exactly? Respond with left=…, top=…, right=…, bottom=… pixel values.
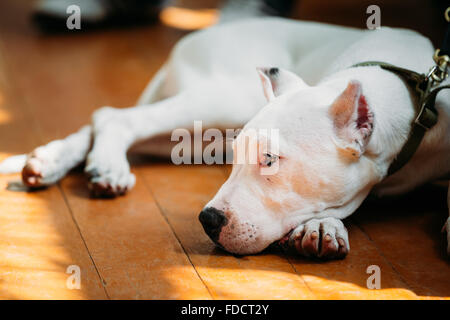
left=1, top=18, right=449, bottom=256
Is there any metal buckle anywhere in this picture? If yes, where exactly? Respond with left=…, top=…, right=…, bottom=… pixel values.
left=429, top=49, right=449, bottom=84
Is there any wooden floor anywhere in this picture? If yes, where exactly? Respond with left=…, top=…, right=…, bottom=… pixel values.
left=0, top=0, right=449, bottom=299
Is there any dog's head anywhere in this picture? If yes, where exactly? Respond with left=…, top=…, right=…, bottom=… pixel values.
left=199, top=67, right=382, bottom=254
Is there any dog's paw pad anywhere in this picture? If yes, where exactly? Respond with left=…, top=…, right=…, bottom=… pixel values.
left=88, top=180, right=131, bottom=198
left=86, top=159, right=135, bottom=198
left=301, top=230, right=320, bottom=256
left=289, top=217, right=349, bottom=260
left=22, top=155, right=45, bottom=188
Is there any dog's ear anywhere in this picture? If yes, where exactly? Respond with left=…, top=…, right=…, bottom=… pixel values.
left=329, top=80, right=374, bottom=158
left=257, top=67, right=308, bottom=102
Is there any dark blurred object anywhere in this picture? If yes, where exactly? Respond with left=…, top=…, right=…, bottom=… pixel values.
left=219, top=0, right=296, bottom=23
left=33, top=0, right=169, bottom=33
left=33, top=0, right=297, bottom=33
left=262, top=0, right=295, bottom=17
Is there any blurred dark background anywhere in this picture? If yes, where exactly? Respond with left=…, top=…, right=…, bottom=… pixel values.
left=0, top=0, right=448, bottom=46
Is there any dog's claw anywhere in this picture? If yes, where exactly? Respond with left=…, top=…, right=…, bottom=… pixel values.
left=88, top=175, right=134, bottom=198
left=320, top=233, right=338, bottom=259
left=85, top=152, right=135, bottom=198
left=301, top=230, right=320, bottom=256
left=337, top=238, right=349, bottom=257
left=88, top=181, right=127, bottom=198
left=287, top=217, right=350, bottom=260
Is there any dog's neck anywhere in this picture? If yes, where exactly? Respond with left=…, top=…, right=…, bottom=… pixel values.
left=322, top=66, right=450, bottom=182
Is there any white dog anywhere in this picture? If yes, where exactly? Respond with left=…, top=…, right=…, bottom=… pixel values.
left=1, top=16, right=449, bottom=259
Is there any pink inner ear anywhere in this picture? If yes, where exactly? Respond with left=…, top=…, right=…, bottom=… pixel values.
left=357, top=95, right=368, bottom=128
left=356, top=94, right=374, bottom=140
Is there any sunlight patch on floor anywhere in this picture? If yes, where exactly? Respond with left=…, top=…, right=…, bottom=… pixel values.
left=0, top=108, right=11, bottom=124
left=160, top=7, right=219, bottom=30
left=0, top=176, right=87, bottom=299
left=158, top=266, right=213, bottom=299
left=301, top=274, right=421, bottom=300
left=170, top=266, right=315, bottom=299
left=166, top=266, right=450, bottom=300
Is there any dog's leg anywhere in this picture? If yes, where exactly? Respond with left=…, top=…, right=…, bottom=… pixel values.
left=287, top=217, right=350, bottom=260
left=85, top=105, right=137, bottom=197
left=444, top=181, right=450, bottom=255
left=86, top=88, right=252, bottom=197
left=22, top=125, right=92, bottom=187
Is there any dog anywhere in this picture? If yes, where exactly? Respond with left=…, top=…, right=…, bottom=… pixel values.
left=0, top=14, right=449, bottom=259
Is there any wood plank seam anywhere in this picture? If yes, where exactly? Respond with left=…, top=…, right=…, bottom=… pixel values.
left=0, top=56, right=107, bottom=300
left=219, top=164, right=317, bottom=297
left=283, top=257, right=318, bottom=298
left=138, top=170, right=214, bottom=299
left=352, top=220, right=413, bottom=292
left=0, top=37, right=109, bottom=298
left=57, top=183, right=111, bottom=299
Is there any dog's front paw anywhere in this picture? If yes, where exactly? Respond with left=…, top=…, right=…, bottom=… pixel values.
left=85, top=152, right=135, bottom=198
left=22, top=154, right=45, bottom=188
left=288, top=217, right=349, bottom=260
left=22, top=142, right=67, bottom=188
left=443, top=217, right=450, bottom=256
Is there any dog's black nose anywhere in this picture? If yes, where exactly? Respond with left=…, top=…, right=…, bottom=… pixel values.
left=199, top=207, right=227, bottom=242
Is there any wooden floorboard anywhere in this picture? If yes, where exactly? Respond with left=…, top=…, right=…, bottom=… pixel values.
left=354, top=188, right=450, bottom=298
left=286, top=223, right=419, bottom=299
left=60, top=173, right=211, bottom=299
left=0, top=7, right=211, bottom=298
left=0, top=40, right=107, bottom=300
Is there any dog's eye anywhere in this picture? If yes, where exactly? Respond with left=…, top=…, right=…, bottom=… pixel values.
left=260, top=153, right=279, bottom=167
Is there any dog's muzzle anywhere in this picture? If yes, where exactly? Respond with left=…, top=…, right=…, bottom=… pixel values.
left=198, top=207, right=228, bottom=243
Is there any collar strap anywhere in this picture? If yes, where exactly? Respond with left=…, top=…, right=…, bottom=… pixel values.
left=351, top=61, right=449, bottom=176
